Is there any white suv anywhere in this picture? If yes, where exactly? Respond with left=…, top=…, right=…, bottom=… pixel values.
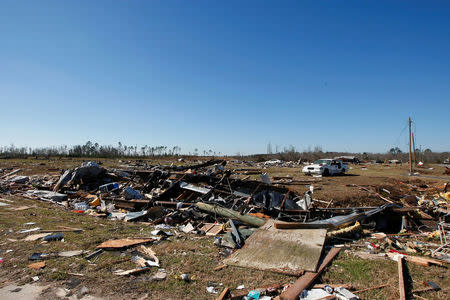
left=302, top=159, right=348, bottom=176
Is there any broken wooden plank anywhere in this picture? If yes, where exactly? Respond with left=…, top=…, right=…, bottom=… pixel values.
left=1, top=169, right=21, bottom=179
left=406, top=255, right=446, bottom=267
left=230, top=283, right=284, bottom=300
left=9, top=206, right=31, bottom=211
left=199, top=223, right=224, bottom=236
left=24, top=233, right=49, bottom=241
left=97, top=238, right=154, bottom=249
left=280, top=248, right=341, bottom=300
left=353, top=283, right=389, bottom=293
left=216, top=287, right=229, bottom=300
left=398, top=256, right=406, bottom=300
left=387, top=252, right=446, bottom=267
left=213, top=264, right=227, bottom=271
left=114, top=267, right=150, bottom=276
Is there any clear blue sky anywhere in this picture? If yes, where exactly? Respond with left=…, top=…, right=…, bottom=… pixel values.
left=1, top=1, right=449, bottom=155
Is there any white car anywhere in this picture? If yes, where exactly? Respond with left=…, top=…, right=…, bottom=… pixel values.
left=302, top=159, right=348, bottom=176
left=264, top=159, right=283, bottom=166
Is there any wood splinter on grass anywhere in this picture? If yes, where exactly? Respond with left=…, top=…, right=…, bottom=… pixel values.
left=353, top=283, right=390, bottom=293
left=398, top=256, right=407, bottom=300
left=216, top=287, right=229, bottom=300
left=213, top=264, right=227, bottom=271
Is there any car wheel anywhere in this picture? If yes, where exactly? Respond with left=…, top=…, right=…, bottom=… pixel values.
left=323, top=168, right=330, bottom=176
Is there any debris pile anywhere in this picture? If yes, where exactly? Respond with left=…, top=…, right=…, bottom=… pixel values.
left=0, top=160, right=448, bottom=299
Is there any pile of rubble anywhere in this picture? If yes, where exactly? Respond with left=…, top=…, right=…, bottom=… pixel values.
left=0, top=160, right=448, bottom=299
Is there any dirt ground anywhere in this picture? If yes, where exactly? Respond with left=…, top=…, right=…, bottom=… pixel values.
left=0, top=158, right=448, bottom=299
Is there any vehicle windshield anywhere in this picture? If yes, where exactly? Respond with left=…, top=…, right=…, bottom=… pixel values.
left=313, top=159, right=331, bottom=165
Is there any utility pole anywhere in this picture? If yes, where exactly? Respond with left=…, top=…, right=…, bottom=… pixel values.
left=408, top=117, right=413, bottom=174
left=412, top=132, right=416, bottom=164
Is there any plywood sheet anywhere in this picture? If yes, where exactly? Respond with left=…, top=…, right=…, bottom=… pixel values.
left=97, top=238, right=154, bottom=249
left=223, top=219, right=326, bottom=275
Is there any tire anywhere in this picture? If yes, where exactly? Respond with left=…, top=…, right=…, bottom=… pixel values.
left=323, top=168, right=330, bottom=176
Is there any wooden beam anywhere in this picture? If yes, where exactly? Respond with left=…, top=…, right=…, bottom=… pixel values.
left=280, top=248, right=341, bottom=300
left=398, top=257, right=407, bottom=300
left=279, top=190, right=291, bottom=211
left=216, top=287, right=229, bottom=300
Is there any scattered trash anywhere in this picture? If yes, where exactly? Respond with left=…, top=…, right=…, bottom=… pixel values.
left=26, top=190, right=67, bottom=202
left=180, top=273, right=190, bottom=282
left=99, top=182, right=119, bottom=193
left=150, top=269, right=167, bottom=281
left=29, top=252, right=55, bottom=261
left=58, top=250, right=85, bottom=257
left=42, top=233, right=64, bottom=241
left=206, top=286, right=218, bottom=294
left=123, top=186, right=142, bottom=200
left=181, top=223, right=195, bottom=233
left=1, top=158, right=448, bottom=299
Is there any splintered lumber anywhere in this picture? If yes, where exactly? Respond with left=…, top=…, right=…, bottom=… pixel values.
left=398, top=256, right=407, bottom=300
left=137, top=245, right=159, bottom=265
left=1, top=169, right=21, bottom=179
left=213, top=264, right=227, bottom=271
left=200, top=223, right=224, bottom=235
left=406, top=255, right=445, bottom=267
left=114, top=267, right=150, bottom=276
left=387, top=252, right=446, bottom=267
left=195, top=202, right=266, bottom=227
left=280, top=247, right=341, bottom=300
left=216, top=287, right=229, bottom=300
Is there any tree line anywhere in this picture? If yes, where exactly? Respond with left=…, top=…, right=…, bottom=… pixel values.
left=0, top=141, right=447, bottom=163
left=256, top=143, right=448, bottom=164
left=0, top=141, right=182, bottom=158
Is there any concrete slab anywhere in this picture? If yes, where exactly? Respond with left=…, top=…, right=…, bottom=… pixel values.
left=0, top=284, right=48, bottom=300
left=223, top=219, right=327, bottom=275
